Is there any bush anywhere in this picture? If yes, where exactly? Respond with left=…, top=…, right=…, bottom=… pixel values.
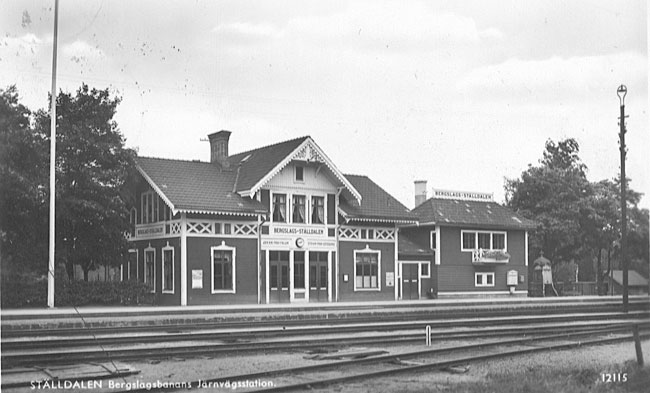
left=1, top=276, right=154, bottom=308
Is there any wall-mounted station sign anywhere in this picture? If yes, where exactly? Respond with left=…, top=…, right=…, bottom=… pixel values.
left=263, top=225, right=335, bottom=251
left=135, top=223, right=165, bottom=239
left=269, top=224, right=325, bottom=237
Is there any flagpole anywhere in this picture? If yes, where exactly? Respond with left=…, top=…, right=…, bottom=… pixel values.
left=48, top=0, right=59, bottom=308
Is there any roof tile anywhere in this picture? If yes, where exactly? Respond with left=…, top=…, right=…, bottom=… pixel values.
left=412, top=197, right=536, bottom=230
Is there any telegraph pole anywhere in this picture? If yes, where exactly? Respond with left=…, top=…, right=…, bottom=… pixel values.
left=616, top=84, right=628, bottom=313
left=48, top=0, right=59, bottom=308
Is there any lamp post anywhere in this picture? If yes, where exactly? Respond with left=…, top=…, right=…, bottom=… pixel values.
left=47, top=0, right=60, bottom=308
left=616, top=84, right=628, bottom=312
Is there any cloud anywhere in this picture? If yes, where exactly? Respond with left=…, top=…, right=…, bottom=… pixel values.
left=62, top=40, right=105, bottom=61
left=287, top=4, right=504, bottom=49
left=0, top=33, right=46, bottom=56
left=456, top=52, right=647, bottom=100
left=212, top=22, right=282, bottom=46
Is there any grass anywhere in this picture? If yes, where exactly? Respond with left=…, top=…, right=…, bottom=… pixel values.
left=444, top=360, right=650, bottom=393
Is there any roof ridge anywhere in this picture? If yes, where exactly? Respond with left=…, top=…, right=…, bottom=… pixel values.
left=229, top=135, right=310, bottom=159
left=136, top=156, right=213, bottom=164
left=343, top=173, right=368, bottom=178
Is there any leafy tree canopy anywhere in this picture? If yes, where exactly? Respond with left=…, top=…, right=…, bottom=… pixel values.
left=506, top=137, right=648, bottom=280
left=1, top=84, right=136, bottom=280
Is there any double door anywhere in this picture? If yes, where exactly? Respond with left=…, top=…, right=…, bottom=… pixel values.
left=400, top=262, right=420, bottom=300
left=268, top=250, right=329, bottom=303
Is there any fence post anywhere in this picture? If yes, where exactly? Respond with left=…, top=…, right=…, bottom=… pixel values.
left=633, top=324, right=644, bottom=366
left=425, top=325, right=431, bottom=346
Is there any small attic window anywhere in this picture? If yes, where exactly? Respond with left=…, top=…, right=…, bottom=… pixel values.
left=295, top=165, right=304, bottom=182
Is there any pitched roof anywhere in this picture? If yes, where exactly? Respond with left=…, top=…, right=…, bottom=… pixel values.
left=228, top=136, right=309, bottom=194
left=339, top=175, right=417, bottom=223
left=609, top=270, right=649, bottom=287
left=135, top=157, right=266, bottom=215
left=411, top=197, right=537, bottom=230
left=398, top=233, right=433, bottom=257
left=136, top=137, right=412, bottom=222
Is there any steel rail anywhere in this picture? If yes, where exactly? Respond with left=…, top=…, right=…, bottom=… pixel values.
left=3, top=320, right=648, bottom=368
left=112, top=324, right=650, bottom=393
left=254, top=330, right=650, bottom=393
left=3, top=299, right=647, bottom=337
left=3, top=310, right=648, bottom=351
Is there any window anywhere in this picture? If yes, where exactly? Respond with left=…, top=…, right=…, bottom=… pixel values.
left=493, top=233, right=505, bottom=250
left=354, top=248, right=380, bottom=291
left=272, top=193, right=287, bottom=222
left=429, top=230, right=437, bottom=250
left=162, top=244, right=174, bottom=293
left=294, top=251, right=305, bottom=289
left=211, top=243, right=236, bottom=293
left=311, top=196, right=325, bottom=224
left=475, top=272, right=495, bottom=287
left=141, top=191, right=161, bottom=224
left=292, top=195, right=306, bottom=223
left=420, top=262, right=430, bottom=278
left=295, top=165, right=304, bottom=182
left=144, top=246, right=155, bottom=292
left=461, top=231, right=507, bottom=251
left=462, top=232, right=475, bottom=250
left=128, top=249, right=138, bottom=280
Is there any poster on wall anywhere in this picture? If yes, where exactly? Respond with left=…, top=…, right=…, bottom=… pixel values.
left=386, top=272, right=395, bottom=287
left=192, top=270, right=203, bottom=289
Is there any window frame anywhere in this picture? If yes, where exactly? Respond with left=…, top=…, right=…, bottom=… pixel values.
left=294, top=165, right=305, bottom=183
left=161, top=243, right=175, bottom=294
left=211, top=242, right=236, bottom=294
left=353, top=246, right=381, bottom=292
left=271, top=193, right=287, bottom=223
left=461, top=230, right=508, bottom=252
left=475, top=272, right=495, bottom=287
left=127, top=249, right=138, bottom=281
left=311, top=195, right=325, bottom=225
left=292, top=194, right=306, bottom=224
left=429, top=230, right=437, bottom=250
left=144, top=245, right=156, bottom=293
left=420, top=261, right=431, bottom=278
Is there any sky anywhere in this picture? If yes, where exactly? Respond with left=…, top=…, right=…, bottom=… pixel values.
left=1, top=0, right=648, bottom=209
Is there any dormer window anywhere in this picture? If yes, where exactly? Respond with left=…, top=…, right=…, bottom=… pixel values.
left=295, top=165, right=304, bottom=182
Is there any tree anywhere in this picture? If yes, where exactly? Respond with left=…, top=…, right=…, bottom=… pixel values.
left=31, top=84, right=136, bottom=280
left=506, top=138, right=649, bottom=289
left=505, top=138, right=590, bottom=265
left=0, top=86, right=48, bottom=276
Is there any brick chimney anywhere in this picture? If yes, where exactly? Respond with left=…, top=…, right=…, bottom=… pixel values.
left=414, top=180, right=427, bottom=207
left=208, top=130, right=231, bottom=168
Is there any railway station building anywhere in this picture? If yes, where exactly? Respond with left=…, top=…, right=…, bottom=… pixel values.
left=125, top=132, right=536, bottom=305
left=127, top=131, right=417, bottom=305
left=400, top=182, right=537, bottom=298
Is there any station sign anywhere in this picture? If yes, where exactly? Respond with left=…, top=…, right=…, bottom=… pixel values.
left=269, top=224, right=326, bottom=238
left=135, top=223, right=165, bottom=239
left=261, top=237, right=336, bottom=251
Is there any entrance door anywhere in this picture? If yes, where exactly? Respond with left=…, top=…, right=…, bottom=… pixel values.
left=269, top=251, right=290, bottom=303
left=309, top=251, right=328, bottom=302
left=401, top=263, right=420, bottom=300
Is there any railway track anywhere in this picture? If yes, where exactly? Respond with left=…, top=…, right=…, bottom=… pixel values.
left=3, top=311, right=648, bottom=367
left=3, top=298, right=647, bottom=337
left=111, top=324, right=650, bottom=393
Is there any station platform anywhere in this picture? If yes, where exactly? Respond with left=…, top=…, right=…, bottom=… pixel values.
left=1, top=295, right=648, bottom=332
